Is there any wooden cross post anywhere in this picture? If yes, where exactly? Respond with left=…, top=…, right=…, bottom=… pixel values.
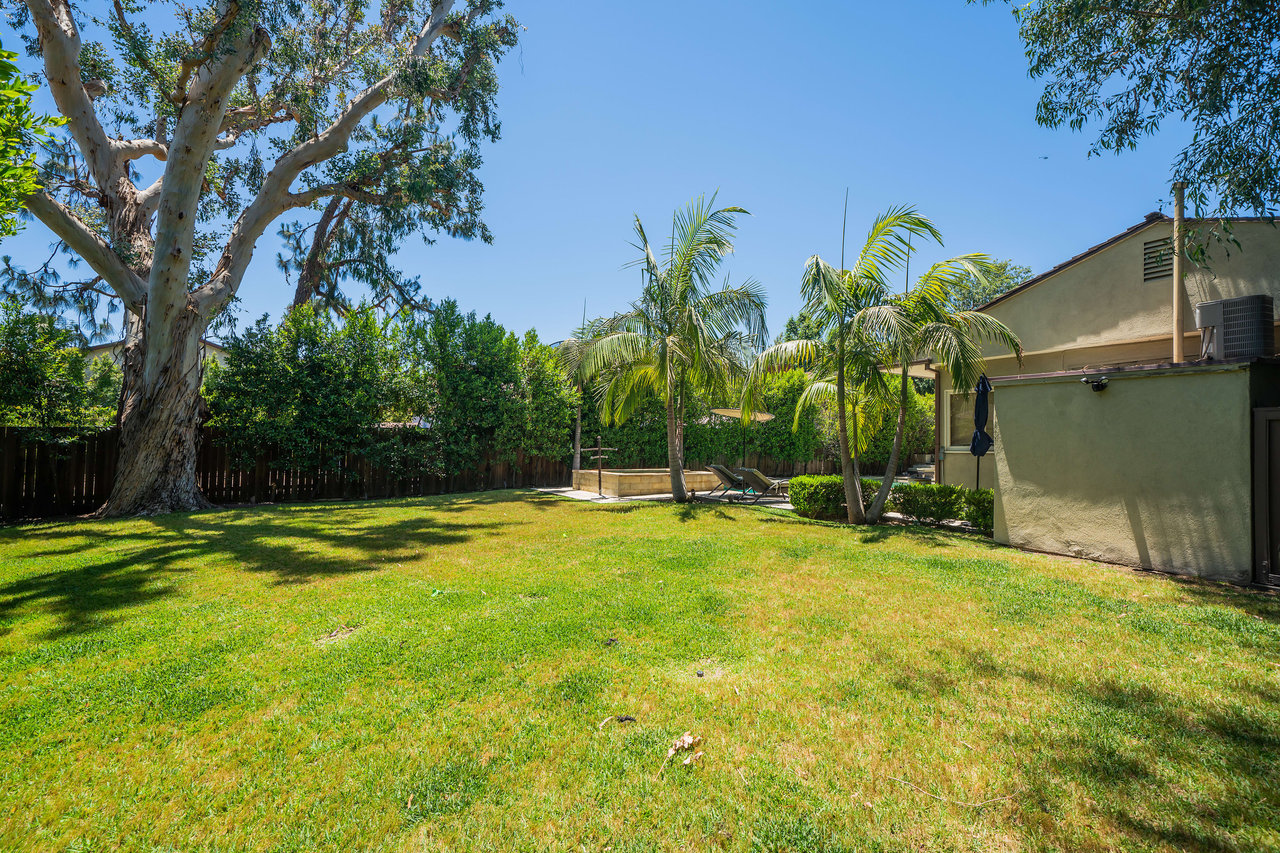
left=586, top=434, right=616, bottom=496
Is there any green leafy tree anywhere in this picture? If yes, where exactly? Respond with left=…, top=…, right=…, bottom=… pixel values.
left=583, top=195, right=768, bottom=502
left=775, top=309, right=825, bottom=344
left=0, top=297, right=114, bottom=437
left=949, top=258, right=1032, bottom=311
left=0, top=39, right=62, bottom=238
left=979, top=0, right=1280, bottom=223
left=279, top=138, right=493, bottom=316
left=4, top=0, right=518, bottom=515
left=203, top=305, right=402, bottom=475
left=402, top=298, right=520, bottom=476
left=556, top=315, right=607, bottom=470
left=496, top=331, right=578, bottom=467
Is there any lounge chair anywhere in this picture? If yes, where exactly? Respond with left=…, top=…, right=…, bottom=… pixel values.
left=706, top=463, right=749, bottom=498
left=737, top=468, right=789, bottom=504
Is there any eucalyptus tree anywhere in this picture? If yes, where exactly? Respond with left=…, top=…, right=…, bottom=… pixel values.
left=279, top=135, right=492, bottom=316
left=857, top=255, right=1022, bottom=523
left=4, top=0, right=517, bottom=515
left=977, top=0, right=1280, bottom=226
left=584, top=195, right=767, bottom=502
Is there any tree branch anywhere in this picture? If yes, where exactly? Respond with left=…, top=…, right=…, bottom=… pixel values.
left=23, top=191, right=147, bottom=309
left=194, top=0, right=459, bottom=315
left=23, top=0, right=116, bottom=187
left=149, top=2, right=271, bottom=323
left=111, top=138, right=169, bottom=162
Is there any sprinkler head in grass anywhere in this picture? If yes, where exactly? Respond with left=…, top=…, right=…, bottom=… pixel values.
left=696, top=670, right=704, bottom=677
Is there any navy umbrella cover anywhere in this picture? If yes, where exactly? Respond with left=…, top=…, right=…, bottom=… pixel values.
left=969, top=374, right=994, bottom=457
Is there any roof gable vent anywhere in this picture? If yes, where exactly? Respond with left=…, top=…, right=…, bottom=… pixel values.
left=1143, top=237, right=1173, bottom=281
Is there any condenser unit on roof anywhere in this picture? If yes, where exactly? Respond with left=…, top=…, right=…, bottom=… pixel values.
left=1196, top=294, right=1274, bottom=360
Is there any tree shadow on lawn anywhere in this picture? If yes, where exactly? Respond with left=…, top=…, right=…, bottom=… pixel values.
left=939, top=643, right=1280, bottom=853
left=0, top=503, right=501, bottom=640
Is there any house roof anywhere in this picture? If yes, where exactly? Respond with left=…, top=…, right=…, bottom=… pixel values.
left=979, top=211, right=1280, bottom=312
left=978, top=212, right=1170, bottom=312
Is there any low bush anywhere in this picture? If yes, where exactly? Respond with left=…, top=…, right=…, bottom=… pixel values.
left=790, top=475, right=885, bottom=520
left=889, top=482, right=966, bottom=524
left=789, top=475, right=845, bottom=520
left=963, top=488, right=995, bottom=534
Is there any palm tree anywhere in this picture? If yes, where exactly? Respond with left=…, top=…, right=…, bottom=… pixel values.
left=856, top=254, right=1023, bottom=522
left=742, top=320, right=894, bottom=521
left=584, top=194, right=767, bottom=502
left=555, top=315, right=606, bottom=471
left=743, top=208, right=938, bottom=522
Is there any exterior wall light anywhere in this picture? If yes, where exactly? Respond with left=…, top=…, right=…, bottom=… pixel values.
left=1080, top=376, right=1109, bottom=392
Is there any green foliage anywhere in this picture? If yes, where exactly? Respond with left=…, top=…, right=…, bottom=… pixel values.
left=0, top=42, right=62, bottom=239
left=983, top=0, right=1280, bottom=223
left=949, top=258, right=1032, bottom=311
left=495, top=331, right=578, bottom=467
left=788, top=475, right=846, bottom=520
left=205, top=299, right=576, bottom=480
left=401, top=299, right=521, bottom=475
left=889, top=482, right=966, bottom=525
left=858, top=384, right=935, bottom=475
left=775, top=309, right=826, bottom=344
left=0, top=298, right=114, bottom=439
left=204, top=304, right=404, bottom=472
left=789, top=474, right=887, bottom=520
left=580, top=194, right=767, bottom=499
left=963, top=487, right=995, bottom=534
left=579, top=370, right=825, bottom=469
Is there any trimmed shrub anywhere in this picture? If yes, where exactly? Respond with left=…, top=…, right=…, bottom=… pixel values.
left=789, top=475, right=846, bottom=520
left=889, top=482, right=966, bottom=524
left=789, top=475, right=886, bottom=520
left=963, top=488, right=994, bottom=534
left=858, top=478, right=882, bottom=512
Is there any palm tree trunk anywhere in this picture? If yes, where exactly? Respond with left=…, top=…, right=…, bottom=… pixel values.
left=666, top=393, right=688, bottom=503
left=572, top=393, right=582, bottom=471
left=867, top=364, right=911, bottom=522
left=835, top=324, right=866, bottom=523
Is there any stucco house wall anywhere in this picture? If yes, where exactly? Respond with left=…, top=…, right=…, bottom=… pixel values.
left=933, top=215, right=1280, bottom=584
left=989, top=364, right=1253, bottom=584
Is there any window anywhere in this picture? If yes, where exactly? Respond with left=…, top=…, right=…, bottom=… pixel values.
left=948, top=393, right=974, bottom=448
left=1143, top=237, right=1173, bottom=281
left=947, top=391, right=994, bottom=448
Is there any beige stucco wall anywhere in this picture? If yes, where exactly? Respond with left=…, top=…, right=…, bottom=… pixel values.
left=983, top=365, right=1253, bottom=584
left=571, top=468, right=719, bottom=497
left=981, top=220, right=1280, bottom=362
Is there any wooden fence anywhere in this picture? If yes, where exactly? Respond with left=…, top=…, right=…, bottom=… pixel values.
left=0, top=427, right=570, bottom=521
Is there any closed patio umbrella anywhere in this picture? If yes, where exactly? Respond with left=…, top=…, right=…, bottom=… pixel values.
left=969, top=374, right=993, bottom=490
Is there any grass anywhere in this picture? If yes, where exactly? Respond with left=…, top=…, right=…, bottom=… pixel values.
left=1, top=490, right=1278, bottom=852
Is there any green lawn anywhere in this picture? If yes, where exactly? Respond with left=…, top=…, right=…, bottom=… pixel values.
left=1, top=492, right=1277, bottom=852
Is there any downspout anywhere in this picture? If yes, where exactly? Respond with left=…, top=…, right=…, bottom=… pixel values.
left=1172, top=180, right=1187, bottom=363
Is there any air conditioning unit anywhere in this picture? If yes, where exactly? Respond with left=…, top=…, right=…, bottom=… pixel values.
left=1196, top=294, right=1274, bottom=360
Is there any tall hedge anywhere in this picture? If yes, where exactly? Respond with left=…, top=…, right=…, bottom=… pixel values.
left=580, top=369, right=826, bottom=468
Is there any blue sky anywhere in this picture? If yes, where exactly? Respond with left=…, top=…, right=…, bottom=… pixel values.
left=5, top=0, right=1189, bottom=342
